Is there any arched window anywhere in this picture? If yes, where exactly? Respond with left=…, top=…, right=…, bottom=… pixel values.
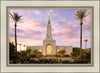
left=46, top=45, right=52, bottom=55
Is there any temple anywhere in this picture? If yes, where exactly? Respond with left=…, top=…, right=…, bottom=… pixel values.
left=27, top=15, right=73, bottom=55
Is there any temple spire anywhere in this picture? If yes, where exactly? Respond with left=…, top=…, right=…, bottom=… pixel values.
left=46, top=15, right=52, bottom=40
left=48, top=15, right=50, bottom=24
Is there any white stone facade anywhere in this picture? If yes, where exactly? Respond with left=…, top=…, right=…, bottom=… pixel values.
left=27, top=15, right=73, bottom=56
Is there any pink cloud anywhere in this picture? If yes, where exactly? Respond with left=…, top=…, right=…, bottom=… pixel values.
left=34, top=10, right=41, bottom=15
left=10, top=37, right=43, bottom=46
left=9, top=18, right=46, bottom=46
left=65, top=38, right=79, bottom=45
left=83, top=9, right=91, bottom=29
left=16, top=19, right=45, bottom=32
left=67, top=21, right=72, bottom=25
left=52, top=21, right=80, bottom=41
left=9, top=9, right=91, bottom=48
left=50, top=10, right=53, bottom=13
left=62, top=28, right=71, bottom=32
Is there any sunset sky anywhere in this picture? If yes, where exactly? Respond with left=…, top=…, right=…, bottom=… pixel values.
left=9, top=9, right=91, bottom=49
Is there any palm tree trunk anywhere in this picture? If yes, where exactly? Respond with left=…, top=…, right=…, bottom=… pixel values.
left=15, top=23, right=17, bottom=60
left=85, top=42, right=86, bottom=49
left=80, top=22, right=82, bottom=58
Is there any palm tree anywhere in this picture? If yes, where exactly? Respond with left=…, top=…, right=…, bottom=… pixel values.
left=10, top=12, right=22, bottom=60
left=23, top=45, right=25, bottom=50
left=84, top=39, right=88, bottom=49
left=75, top=10, right=88, bottom=57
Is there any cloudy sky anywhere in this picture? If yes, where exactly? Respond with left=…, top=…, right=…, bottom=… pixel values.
left=9, top=9, right=91, bottom=49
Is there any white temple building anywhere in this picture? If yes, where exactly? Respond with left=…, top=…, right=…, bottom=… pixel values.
left=27, top=15, right=73, bottom=55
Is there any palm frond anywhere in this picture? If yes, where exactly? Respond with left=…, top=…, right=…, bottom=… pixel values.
left=10, top=12, right=23, bottom=23
left=75, top=9, right=87, bottom=21
left=9, top=12, right=15, bottom=20
left=75, top=16, right=79, bottom=20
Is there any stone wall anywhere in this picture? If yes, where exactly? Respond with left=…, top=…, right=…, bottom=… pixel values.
left=27, top=45, right=73, bottom=55
left=56, top=46, right=73, bottom=55
left=27, top=46, right=43, bottom=54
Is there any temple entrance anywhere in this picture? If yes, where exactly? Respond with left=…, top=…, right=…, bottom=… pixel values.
left=46, top=45, right=52, bottom=55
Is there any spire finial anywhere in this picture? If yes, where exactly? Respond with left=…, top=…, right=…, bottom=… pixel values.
left=48, top=14, right=50, bottom=24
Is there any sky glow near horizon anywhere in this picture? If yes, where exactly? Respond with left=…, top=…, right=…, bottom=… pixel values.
left=9, top=9, right=91, bottom=49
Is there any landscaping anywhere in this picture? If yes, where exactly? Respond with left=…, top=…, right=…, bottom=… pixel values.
left=9, top=42, right=91, bottom=64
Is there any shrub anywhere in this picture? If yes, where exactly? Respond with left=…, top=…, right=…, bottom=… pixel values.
left=62, top=60, right=71, bottom=64
left=63, top=55, right=70, bottom=57
left=29, top=59, right=38, bottom=63
left=9, top=42, right=16, bottom=60
left=30, top=55, right=37, bottom=58
left=74, top=59, right=90, bottom=64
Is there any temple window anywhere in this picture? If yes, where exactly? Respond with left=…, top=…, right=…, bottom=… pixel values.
left=57, top=49, right=60, bottom=53
left=39, top=49, right=41, bottom=52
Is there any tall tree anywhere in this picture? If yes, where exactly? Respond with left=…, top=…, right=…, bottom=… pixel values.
left=84, top=39, right=88, bottom=49
left=10, top=12, right=22, bottom=60
left=75, top=10, right=88, bottom=57
left=9, top=42, right=16, bottom=61
left=24, top=45, right=26, bottom=50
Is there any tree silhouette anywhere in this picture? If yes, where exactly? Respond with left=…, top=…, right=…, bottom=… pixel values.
left=10, top=12, right=23, bottom=60
left=75, top=10, right=88, bottom=57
